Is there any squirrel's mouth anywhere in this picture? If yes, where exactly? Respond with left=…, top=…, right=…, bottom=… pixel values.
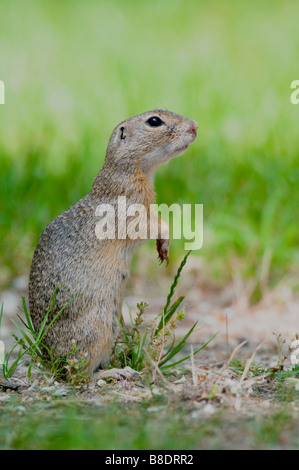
left=171, top=143, right=190, bottom=158
left=175, top=138, right=194, bottom=153
left=179, top=143, right=189, bottom=152
left=172, top=131, right=197, bottom=157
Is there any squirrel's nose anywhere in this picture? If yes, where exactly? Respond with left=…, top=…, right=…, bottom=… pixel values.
left=188, top=121, right=198, bottom=136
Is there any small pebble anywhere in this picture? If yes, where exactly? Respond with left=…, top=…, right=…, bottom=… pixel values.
left=203, top=404, right=216, bottom=415
left=97, top=379, right=106, bottom=387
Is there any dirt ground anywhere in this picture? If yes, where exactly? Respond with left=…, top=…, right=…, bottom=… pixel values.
left=1, top=260, right=298, bottom=361
left=1, top=263, right=298, bottom=368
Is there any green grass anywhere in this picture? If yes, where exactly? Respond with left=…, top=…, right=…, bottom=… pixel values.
left=0, top=400, right=201, bottom=450
left=0, top=286, right=88, bottom=382
left=253, top=408, right=299, bottom=448
left=1, top=0, right=299, bottom=293
left=0, top=398, right=298, bottom=450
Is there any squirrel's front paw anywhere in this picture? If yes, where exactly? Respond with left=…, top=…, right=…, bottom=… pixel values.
left=156, top=238, right=170, bottom=266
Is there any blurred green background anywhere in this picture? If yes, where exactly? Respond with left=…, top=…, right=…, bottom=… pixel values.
left=0, top=0, right=298, bottom=297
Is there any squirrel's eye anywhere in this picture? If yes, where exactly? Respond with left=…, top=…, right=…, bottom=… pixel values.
left=146, top=116, right=164, bottom=127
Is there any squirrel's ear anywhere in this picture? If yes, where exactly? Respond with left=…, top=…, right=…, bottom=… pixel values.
left=119, top=126, right=126, bottom=140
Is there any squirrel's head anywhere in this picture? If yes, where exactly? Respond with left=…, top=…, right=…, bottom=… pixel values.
left=104, top=109, right=198, bottom=175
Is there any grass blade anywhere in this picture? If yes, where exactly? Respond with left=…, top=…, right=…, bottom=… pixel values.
left=21, top=295, right=36, bottom=335
left=159, top=321, right=198, bottom=367
left=156, top=296, right=185, bottom=333
left=41, top=294, right=82, bottom=342
left=10, top=318, right=36, bottom=352
left=126, top=302, right=135, bottom=328
left=163, top=250, right=191, bottom=314
left=160, top=332, right=218, bottom=370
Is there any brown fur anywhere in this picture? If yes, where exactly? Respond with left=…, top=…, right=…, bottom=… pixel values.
left=29, top=109, right=197, bottom=374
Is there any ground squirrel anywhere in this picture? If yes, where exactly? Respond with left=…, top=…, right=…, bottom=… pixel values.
left=29, top=109, right=198, bottom=374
